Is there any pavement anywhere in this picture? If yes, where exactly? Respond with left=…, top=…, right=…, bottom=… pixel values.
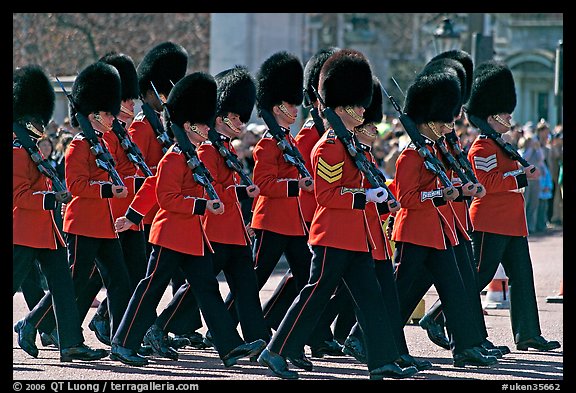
left=12, top=228, right=564, bottom=387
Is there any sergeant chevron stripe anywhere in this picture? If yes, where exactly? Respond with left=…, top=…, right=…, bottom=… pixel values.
left=474, top=154, right=497, bottom=172
left=317, top=157, right=344, bottom=183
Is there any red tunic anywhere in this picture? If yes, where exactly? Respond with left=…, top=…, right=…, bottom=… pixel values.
left=467, top=135, right=529, bottom=237
left=308, top=130, right=375, bottom=252
left=293, top=119, right=321, bottom=223
left=198, top=140, right=251, bottom=246
left=127, top=111, right=165, bottom=225
left=250, top=130, right=307, bottom=236
left=62, top=132, right=118, bottom=239
left=391, top=142, right=459, bottom=250
left=13, top=141, right=65, bottom=249
left=148, top=145, right=213, bottom=256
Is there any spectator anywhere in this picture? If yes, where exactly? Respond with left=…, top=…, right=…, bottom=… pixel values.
left=549, top=125, right=563, bottom=226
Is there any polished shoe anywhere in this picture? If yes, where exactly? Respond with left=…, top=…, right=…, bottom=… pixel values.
left=168, top=335, right=190, bottom=350
left=257, top=348, right=299, bottom=380
left=222, top=339, right=266, bottom=367
left=477, top=345, right=503, bottom=358
left=286, top=353, right=313, bottom=371
left=60, top=343, right=108, bottom=362
left=370, top=362, right=418, bottom=380
left=453, top=347, right=498, bottom=367
left=180, top=332, right=210, bottom=349
left=88, top=313, right=111, bottom=346
left=14, top=319, right=39, bottom=358
left=342, top=335, right=367, bottom=364
left=310, top=339, right=345, bottom=358
left=482, top=339, right=511, bottom=355
left=419, top=315, right=450, bottom=350
left=395, top=353, right=432, bottom=371
left=202, top=330, right=214, bottom=348
left=40, top=330, right=59, bottom=348
left=516, top=336, right=561, bottom=351
left=110, top=344, right=148, bottom=366
left=144, top=324, right=178, bottom=360
left=137, top=344, right=153, bottom=357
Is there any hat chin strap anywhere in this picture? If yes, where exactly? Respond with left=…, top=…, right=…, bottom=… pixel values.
left=25, top=121, right=44, bottom=138
left=492, top=114, right=511, bottom=128
left=344, top=106, right=364, bottom=123
left=278, top=104, right=296, bottom=121
left=223, top=117, right=241, bottom=134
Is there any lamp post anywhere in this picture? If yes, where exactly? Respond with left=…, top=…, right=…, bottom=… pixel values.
left=433, top=17, right=461, bottom=54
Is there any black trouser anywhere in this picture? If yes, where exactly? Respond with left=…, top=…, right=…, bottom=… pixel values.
left=268, top=246, right=400, bottom=371
left=157, top=242, right=270, bottom=343
left=421, top=231, right=488, bottom=341
left=349, top=258, right=409, bottom=355
left=112, top=245, right=244, bottom=358
left=75, top=230, right=148, bottom=323
left=30, top=234, right=132, bottom=338
left=19, top=261, right=46, bottom=311
left=13, top=244, right=84, bottom=349
left=224, top=229, right=312, bottom=324
left=393, top=241, right=484, bottom=354
left=471, top=231, right=542, bottom=343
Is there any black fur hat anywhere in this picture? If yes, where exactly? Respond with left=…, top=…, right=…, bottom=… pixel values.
left=166, top=72, right=217, bottom=127
left=137, top=41, right=188, bottom=97
left=256, top=51, right=303, bottom=114
left=362, top=76, right=383, bottom=125
left=430, top=50, right=473, bottom=102
left=318, top=49, right=373, bottom=109
left=421, top=58, right=467, bottom=106
left=465, top=60, right=516, bottom=119
left=403, top=67, right=462, bottom=124
left=13, top=64, right=55, bottom=127
left=99, top=52, right=139, bottom=101
left=70, top=62, right=121, bottom=128
left=303, top=47, right=339, bottom=107
left=214, top=65, right=256, bottom=124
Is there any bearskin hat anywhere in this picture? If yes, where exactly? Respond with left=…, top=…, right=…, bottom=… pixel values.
left=303, top=47, right=339, bottom=107
left=99, top=52, right=139, bottom=101
left=362, top=76, right=383, bottom=125
left=13, top=64, right=55, bottom=127
left=421, top=57, right=467, bottom=106
left=403, top=67, right=462, bottom=124
left=430, top=50, right=473, bottom=102
left=137, top=41, right=188, bottom=97
left=256, top=51, right=303, bottom=114
left=70, top=62, right=121, bottom=128
left=166, top=72, right=217, bottom=128
left=214, top=65, right=256, bottom=124
left=318, top=49, right=373, bottom=109
left=465, top=60, right=516, bottom=119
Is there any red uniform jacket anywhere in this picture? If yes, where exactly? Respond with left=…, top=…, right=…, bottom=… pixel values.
left=124, top=175, right=158, bottom=226
left=251, top=129, right=307, bottom=236
left=127, top=111, right=166, bottom=225
left=102, top=131, right=144, bottom=231
left=391, top=140, right=460, bottom=250
left=294, top=119, right=322, bottom=223
left=308, top=130, right=375, bottom=252
left=148, top=144, right=213, bottom=256
left=198, top=140, right=251, bottom=246
left=467, top=135, right=529, bottom=237
left=63, top=131, right=118, bottom=239
left=13, top=140, right=65, bottom=249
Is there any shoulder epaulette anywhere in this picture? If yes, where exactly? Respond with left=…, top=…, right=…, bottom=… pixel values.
left=133, top=111, right=146, bottom=122
left=303, top=119, right=315, bottom=128
left=13, top=139, right=22, bottom=148
left=325, top=130, right=336, bottom=144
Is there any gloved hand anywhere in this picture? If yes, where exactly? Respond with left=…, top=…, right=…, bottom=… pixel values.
left=366, top=187, right=388, bottom=203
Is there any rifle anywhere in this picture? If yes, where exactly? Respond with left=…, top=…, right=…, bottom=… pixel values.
left=259, top=108, right=312, bottom=186
left=207, top=127, right=254, bottom=186
left=150, top=81, right=220, bottom=208
left=140, top=90, right=173, bottom=154
left=111, top=118, right=153, bottom=177
left=310, top=86, right=397, bottom=208
left=13, top=121, right=72, bottom=203
left=382, top=86, right=454, bottom=194
left=303, top=88, right=326, bottom=137
left=56, top=77, right=125, bottom=187
left=435, top=136, right=476, bottom=192
left=468, top=114, right=536, bottom=173
left=444, top=129, right=483, bottom=193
